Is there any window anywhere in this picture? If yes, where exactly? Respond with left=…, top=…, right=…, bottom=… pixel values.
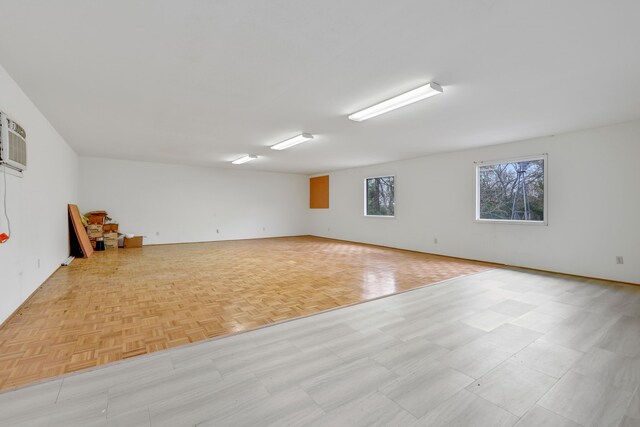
left=476, top=155, right=546, bottom=224
left=365, top=175, right=395, bottom=217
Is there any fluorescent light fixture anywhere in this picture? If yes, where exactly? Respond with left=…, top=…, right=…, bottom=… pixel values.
left=232, top=154, right=258, bottom=165
left=348, top=82, right=443, bottom=122
left=270, top=133, right=314, bottom=151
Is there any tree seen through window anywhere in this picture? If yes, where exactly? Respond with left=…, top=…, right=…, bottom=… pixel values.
left=366, top=176, right=395, bottom=216
left=478, top=159, right=545, bottom=221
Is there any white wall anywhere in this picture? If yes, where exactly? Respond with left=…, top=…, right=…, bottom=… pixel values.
left=309, top=120, right=640, bottom=284
left=79, top=157, right=308, bottom=244
left=0, top=65, right=79, bottom=323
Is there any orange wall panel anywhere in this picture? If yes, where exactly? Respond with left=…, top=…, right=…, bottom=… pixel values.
left=310, top=175, right=329, bottom=209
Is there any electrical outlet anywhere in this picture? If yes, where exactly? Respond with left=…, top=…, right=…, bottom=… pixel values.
left=262, top=227, right=266, bottom=231
left=327, top=227, right=330, bottom=232
left=434, top=238, right=438, bottom=244
left=37, top=258, right=41, bottom=268
left=216, top=229, right=219, bottom=234
left=616, top=256, right=624, bottom=265
left=156, top=231, right=160, bottom=236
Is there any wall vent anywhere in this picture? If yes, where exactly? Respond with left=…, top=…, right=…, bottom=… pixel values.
left=0, top=112, right=27, bottom=171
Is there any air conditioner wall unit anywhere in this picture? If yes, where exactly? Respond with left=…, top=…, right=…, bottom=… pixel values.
left=0, top=111, right=27, bottom=172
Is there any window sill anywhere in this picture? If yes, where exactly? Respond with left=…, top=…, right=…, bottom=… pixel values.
left=474, top=219, right=548, bottom=226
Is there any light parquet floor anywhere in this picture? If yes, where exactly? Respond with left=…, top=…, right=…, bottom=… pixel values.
left=0, top=236, right=497, bottom=391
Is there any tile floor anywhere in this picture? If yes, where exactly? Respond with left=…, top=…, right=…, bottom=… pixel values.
left=1, top=267, right=639, bottom=426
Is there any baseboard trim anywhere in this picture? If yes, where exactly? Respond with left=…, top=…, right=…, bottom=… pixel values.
left=308, top=235, right=502, bottom=267
left=142, top=234, right=309, bottom=247
left=0, top=266, right=62, bottom=329
left=506, top=264, right=639, bottom=287
left=309, top=235, right=639, bottom=287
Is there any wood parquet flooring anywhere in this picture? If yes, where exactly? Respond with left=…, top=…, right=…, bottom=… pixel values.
left=0, top=236, right=498, bottom=391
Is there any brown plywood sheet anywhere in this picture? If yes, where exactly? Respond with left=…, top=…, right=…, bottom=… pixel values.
left=68, top=204, right=93, bottom=258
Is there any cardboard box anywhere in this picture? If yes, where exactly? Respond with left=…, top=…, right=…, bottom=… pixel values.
left=103, top=232, right=118, bottom=249
left=86, top=224, right=102, bottom=232
left=124, top=236, right=143, bottom=248
left=85, top=211, right=110, bottom=225
left=86, top=224, right=104, bottom=239
left=103, top=223, right=119, bottom=233
left=87, top=215, right=105, bottom=225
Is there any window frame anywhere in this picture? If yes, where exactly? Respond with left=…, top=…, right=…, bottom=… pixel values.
left=475, top=154, right=548, bottom=226
left=364, top=174, right=396, bottom=218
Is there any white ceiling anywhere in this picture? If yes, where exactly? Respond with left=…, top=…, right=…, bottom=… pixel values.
left=1, top=0, right=640, bottom=175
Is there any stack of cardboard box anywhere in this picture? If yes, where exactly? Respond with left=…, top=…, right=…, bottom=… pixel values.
left=84, top=211, right=119, bottom=249
left=84, top=211, right=144, bottom=249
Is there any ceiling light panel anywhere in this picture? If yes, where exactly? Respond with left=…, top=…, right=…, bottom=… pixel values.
left=270, top=133, right=314, bottom=150
left=349, top=82, right=443, bottom=122
left=232, top=154, right=258, bottom=164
